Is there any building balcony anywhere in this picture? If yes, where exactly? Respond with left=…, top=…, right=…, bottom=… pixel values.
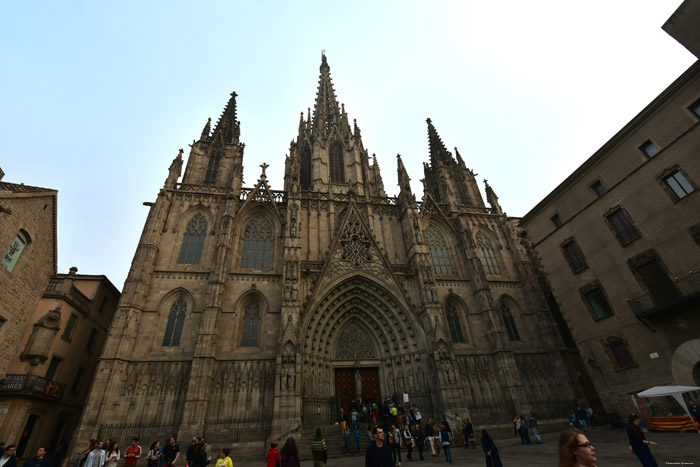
left=627, top=270, right=700, bottom=318
left=0, top=374, right=64, bottom=400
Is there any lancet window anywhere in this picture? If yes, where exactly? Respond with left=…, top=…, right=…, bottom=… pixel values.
left=500, top=301, right=521, bottom=341
left=476, top=231, right=502, bottom=275
left=425, top=226, right=454, bottom=274
left=178, top=213, right=207, bottom=264
left=301, top=146, right=312, bottom=190
left=163, top=299, right=187, bottom=346
left=204, top=147, right=222, bottom=185
left=329, top=140, right=345, bottom=183
left=240, top=216, right=272, bottom=269
left=445, top=301, right=466, bottom=343
left=241, top=301, right=260, bottom=346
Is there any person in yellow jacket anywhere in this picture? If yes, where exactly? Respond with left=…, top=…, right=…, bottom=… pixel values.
left=216, top=449, right=233, bottom=467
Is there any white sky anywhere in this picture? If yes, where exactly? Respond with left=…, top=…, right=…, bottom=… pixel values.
left=1, top=1, right=695, bottom=289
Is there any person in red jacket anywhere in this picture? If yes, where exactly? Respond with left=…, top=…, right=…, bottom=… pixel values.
left=124, top=438, right=142, bottom=467
left=266, top=441, right=280, bottom=467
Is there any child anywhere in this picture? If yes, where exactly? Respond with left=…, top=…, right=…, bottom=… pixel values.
left=266, top=441, right=281, bottom=467
left=343, top=428, right=351, bottom=455
left=216, top=448, right=233, bottom=467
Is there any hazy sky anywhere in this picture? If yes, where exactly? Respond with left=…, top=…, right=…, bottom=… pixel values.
left=1, top=1, right=695, bottom=289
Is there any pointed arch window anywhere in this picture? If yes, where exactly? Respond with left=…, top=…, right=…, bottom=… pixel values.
left=240, top=216, right=272, bottom=269
left=476, top=232, right=502, bottom=275
left=445, top=301, right=465, bottom=343
left=301, top=146, right=312, bottom=190
left=425, top=226, right=454, bottom=274
left=163, top=299, right=187, bottom=346
left=500, top=301, right=521, bottom=341
left=204, top=147, right=222, bottom=185
left=329, top=140, right=345, bottom=183
left=178, top=213, right=207, bottom=264
left=241, top=301, right=260, bottom=346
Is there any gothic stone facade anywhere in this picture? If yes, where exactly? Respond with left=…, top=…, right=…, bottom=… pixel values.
left=71, top=55, right=583, bottom=456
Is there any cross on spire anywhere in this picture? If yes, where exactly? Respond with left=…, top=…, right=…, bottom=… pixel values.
left=260, top=162, right=269, bottom=177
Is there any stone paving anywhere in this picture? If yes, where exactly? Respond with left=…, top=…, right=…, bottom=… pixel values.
left=234, top=426, right=700, bottom=467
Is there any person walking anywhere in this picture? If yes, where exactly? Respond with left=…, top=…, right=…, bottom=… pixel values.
left=105, top=443, right=120, bottom=467
left=627, top=414, right=658, bottom=467
left=518, top=416, right=532, bottom=446
left=365, top=427, right=393, bottom=467
left=439, top=425, right=452, bottom=463
left=480, top=430, right=502, bottom=467
left=124, top=439, right=142, bottom=467
left=280, top=437, right=300, bottom=467
left=402, top=425, right=413, bottom=461
left=311, top=429, right=327, bottom=467
left=353, top=425, right=362, bottom=457
left=163, top=437, right=180, bottom=467
left=463, top=419, right=476, bottom=449
left=528, top=412, right=542, bottom=444
left=414, top=423, right=425, bottom=461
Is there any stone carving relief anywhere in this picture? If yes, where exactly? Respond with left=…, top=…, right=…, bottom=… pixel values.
left=335, top=322, right=377, bottom=359
left=339, top=211, right=373, bottom=267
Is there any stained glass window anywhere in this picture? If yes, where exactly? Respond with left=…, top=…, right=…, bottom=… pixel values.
left=501, top=301, right=521, bottom=341
left=425, top=226, right=454, bottom=275
left=204, top=148, right=222, bottom=185
left=446, top=302, right=465, bottom=343
left=240, top=216, right=272, bottom=269
left=163, top=299, right=187, bottom=346
left=241, top=301, right=260, bottom=346
left=476, top=232, right=501, bottom=275
left=178, top=213, right=207, bottom=264
left=301, top=146, right=312, bottom=190
left=329, top=141, right=345, bottom=183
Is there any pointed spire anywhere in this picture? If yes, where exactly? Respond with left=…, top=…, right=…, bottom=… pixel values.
left=426, top=118, right=454, bottom=168
left=200, top=118, right=211, bottom=141
left=454, top=147, right=467, bottom=169
left=484, top=179, right=502, bottom=214
left=165, top=148, right=183, bottom=188
left=211, top=91, right=240, bottom=143
left=397, top=154, right=412, bottom=194
left=312, top=52, right=342, bottom=137
left=353, top=118, right=362, bottom=140
left=298, top=112, right=305, bottom=134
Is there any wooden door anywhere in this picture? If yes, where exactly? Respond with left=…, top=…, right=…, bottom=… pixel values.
left=360, top=367, right=380, bottom=404
left=334, top=368, right=355, bottom=414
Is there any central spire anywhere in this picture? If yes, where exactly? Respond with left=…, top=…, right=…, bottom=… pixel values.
left=312, top=52, right=343, bottom=137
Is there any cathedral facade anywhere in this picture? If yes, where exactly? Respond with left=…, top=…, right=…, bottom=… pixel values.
left=71, top=54, right=583, bottom=454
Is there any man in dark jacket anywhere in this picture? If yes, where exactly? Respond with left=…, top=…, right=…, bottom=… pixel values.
left=23, top=448, right=50, bottom=467
left=365, top=427, right=393, bottom=467
left=1, top=445, right=17, bottom=467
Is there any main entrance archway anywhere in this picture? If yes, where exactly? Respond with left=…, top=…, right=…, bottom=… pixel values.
left=300, top=274, right=434, bottom=425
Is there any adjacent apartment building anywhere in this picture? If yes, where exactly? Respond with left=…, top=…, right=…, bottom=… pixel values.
left=520, top=4, right=700, bottom=416
left=0, top=171, right=58, bottom=379
left=0, top=268, right=119, bottom=463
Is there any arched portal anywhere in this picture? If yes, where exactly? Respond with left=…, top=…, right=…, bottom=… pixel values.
left=300, top=274, right=434, bottom=420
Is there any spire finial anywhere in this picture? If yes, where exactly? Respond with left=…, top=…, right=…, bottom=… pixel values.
left=426, top=118, right=453, bottom=168
left=260, top=162, right=269, bottom=177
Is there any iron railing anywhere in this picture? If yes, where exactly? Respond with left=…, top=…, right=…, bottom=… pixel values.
left=627, top=270, right=700, bottom=318
left=302, top=396, right=339, bottom=426
left=203, top=419, right=271, bottom=443
left=97, top=422, right=180, bottom=445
